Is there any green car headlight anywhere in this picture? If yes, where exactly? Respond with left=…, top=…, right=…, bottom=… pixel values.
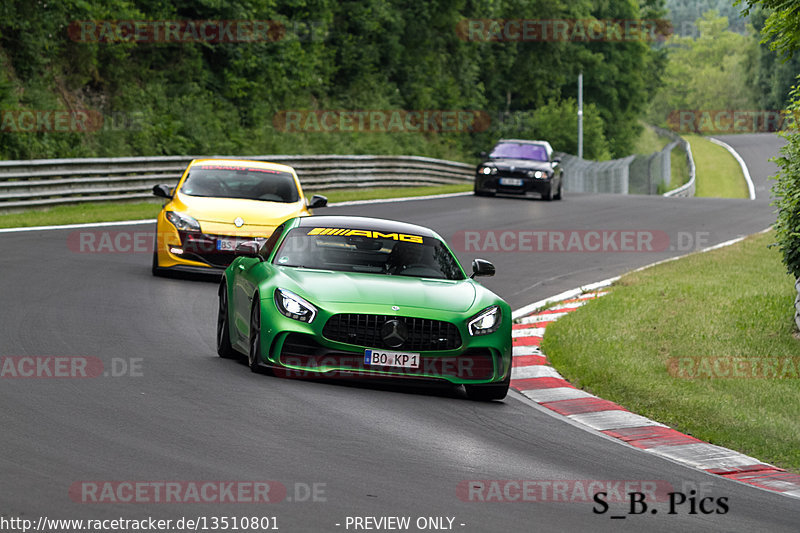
left=275, top=288, right=317, bottom=323
left=468, top=305, right=501, bottom=336
left=165, top=211, right=201, bottom=232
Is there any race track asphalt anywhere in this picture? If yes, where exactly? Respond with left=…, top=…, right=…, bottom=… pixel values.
left=1, top=133, right=796, bottom=532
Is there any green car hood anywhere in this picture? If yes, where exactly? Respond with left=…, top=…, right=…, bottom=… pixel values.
left=278, top=268, right=478, bottom=312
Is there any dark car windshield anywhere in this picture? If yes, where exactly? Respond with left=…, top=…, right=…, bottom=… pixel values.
left=489, top=142, right=548, bottom=162
left=272, top=227, right=465, bottom=280
left=180, top=164, right=299, bottom=202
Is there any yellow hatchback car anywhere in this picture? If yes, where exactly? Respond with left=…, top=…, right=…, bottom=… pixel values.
left=151, top=159, right=327, bottom=275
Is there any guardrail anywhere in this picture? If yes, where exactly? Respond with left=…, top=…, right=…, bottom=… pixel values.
left=795, top=279, right=800, bottom=331
left=559, top=127, right=696, bottom=197
left=560, top=154, right=636, bottom=194
left=0, top=155, right=474, bottom=213
left=657, top=127, right=696, bottom=198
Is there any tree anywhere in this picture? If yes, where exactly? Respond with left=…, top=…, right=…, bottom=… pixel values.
left=741, top=1, right=800, bottom=286
left=647, top=11, right=757, bottom=128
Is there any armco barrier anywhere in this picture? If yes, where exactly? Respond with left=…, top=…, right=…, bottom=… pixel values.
left=655, top=126, right=696, bottom=198
left=0, top=135, right=698, bottom=213
left=0, top=154, right=474, bottom=213
left=558, top=126, right=695, bottom=197
left=796, top=279, right=800, bottom=332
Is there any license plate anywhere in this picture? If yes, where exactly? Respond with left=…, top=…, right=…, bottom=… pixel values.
left=216, top=238, right=239, bottom=251
left=364, top=349, right=420, bottom=369
left=499, top=177, right=523, bottom=186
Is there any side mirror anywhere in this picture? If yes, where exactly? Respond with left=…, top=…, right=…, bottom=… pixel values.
left=552, top=157, right=561, bottom=165
left=152, top=184, right=173, bottom=199
left=307, top=194, right=328, bottom=209
left=479, top=151, right=488, bottom=159
left=235, top=241, right=261, bottom=258
left=471, top=258, right=495, bottom=278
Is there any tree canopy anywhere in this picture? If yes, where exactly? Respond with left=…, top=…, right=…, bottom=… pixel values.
left=0, top=0, right=666, bottom=161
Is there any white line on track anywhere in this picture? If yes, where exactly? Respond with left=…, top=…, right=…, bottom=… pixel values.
left=0, top=218, right=156, bottom=234
left=0, top=191, right=474, bottom=234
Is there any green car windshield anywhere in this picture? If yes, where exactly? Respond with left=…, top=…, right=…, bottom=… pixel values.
left=272, top=227, right=465, bottom=280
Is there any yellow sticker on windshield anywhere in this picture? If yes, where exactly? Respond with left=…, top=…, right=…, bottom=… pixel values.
left=307, top=227, right=423, bottom=243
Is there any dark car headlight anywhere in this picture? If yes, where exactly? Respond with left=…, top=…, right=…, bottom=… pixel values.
left=275, top=289, right=317, bottom=323
left=468, top=305, right=501, bottom=336
left=165, top=211, right=201, bottom=232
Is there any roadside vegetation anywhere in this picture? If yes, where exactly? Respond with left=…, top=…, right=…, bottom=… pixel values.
left=632, top=123, right=672, bottom=155
left=684, top=135, right=749, bottom=198
left=541, top=231, right=800, bottom=471
left=0, top=183, right=471, bottom=229
left=0, top=1, right=667, bottom=163
left=668, top=142, right=690, bottom=191
left=741, top=0, right=800, bottom=281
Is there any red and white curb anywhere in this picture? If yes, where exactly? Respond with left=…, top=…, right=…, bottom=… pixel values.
left=511, top=291, right=800, bottom=500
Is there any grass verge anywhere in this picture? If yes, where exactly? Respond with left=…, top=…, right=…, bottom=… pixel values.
left=0, top=183, right=472, bottom=229
left=541, top=230, right=800, bottom=472
left=668, top=143, right=690, bottom=191
left=633, top=123, right=673, bottom=155
left=684, top=134, right=749, bottom=198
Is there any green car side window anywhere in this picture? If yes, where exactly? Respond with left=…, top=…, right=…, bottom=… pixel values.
left=260, top=223, right=286, bottom=260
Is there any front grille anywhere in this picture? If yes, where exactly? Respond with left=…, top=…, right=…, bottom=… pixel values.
left=279, top=333, right=493, bottom=380
left=179, top=232, right=237, bottom=267
left=322, top=314, right=462, bottom=351
left=495, top=169, right=527, bottom=179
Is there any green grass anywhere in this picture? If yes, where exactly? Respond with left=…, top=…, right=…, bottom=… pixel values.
left=541, top=231, right=800, bottom=471
left=684, top=134, right=749, bottom=198
left=633, top=123, right=673, bottom=155
left=668, top=143, right=690, bottom=191
left=0, top=183, right=472, bottom=229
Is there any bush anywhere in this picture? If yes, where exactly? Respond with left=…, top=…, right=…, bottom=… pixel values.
left=771, top=81, right=800, bottom=279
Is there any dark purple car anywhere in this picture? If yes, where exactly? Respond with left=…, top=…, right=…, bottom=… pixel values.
left=474, top=139, right=564, bottom=201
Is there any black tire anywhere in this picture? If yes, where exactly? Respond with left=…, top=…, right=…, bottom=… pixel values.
left=248, top=299, right=263, bottom=373
left=216, top=283, right=238, bottom=359
left=541, top=185, right=553, bottom=201
left=464, top=373, right=511, bottom=401
left=554, top=180, right=563, bottom=200
left=474, top=188, right=493, bottom=197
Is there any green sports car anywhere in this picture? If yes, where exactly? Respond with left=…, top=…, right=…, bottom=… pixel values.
left=216, top=215, right=512, bottom=400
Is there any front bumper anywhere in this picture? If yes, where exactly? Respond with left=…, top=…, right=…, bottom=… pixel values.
left=155, top=216, right=267, bottom=270
left=475, top=174, right=553, bottom=196
left=254, top=303, right=512, bottom=385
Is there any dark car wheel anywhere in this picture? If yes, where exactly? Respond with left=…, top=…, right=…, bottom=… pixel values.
left=541, top=185, right=553, bottom=201
left=554, top=180, right=563, bottom=200
left=464, top=373, right=511, bottom=401
left=217, top=283, right=238, bottom=359
left=248, top=299, right=263, bottom=373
